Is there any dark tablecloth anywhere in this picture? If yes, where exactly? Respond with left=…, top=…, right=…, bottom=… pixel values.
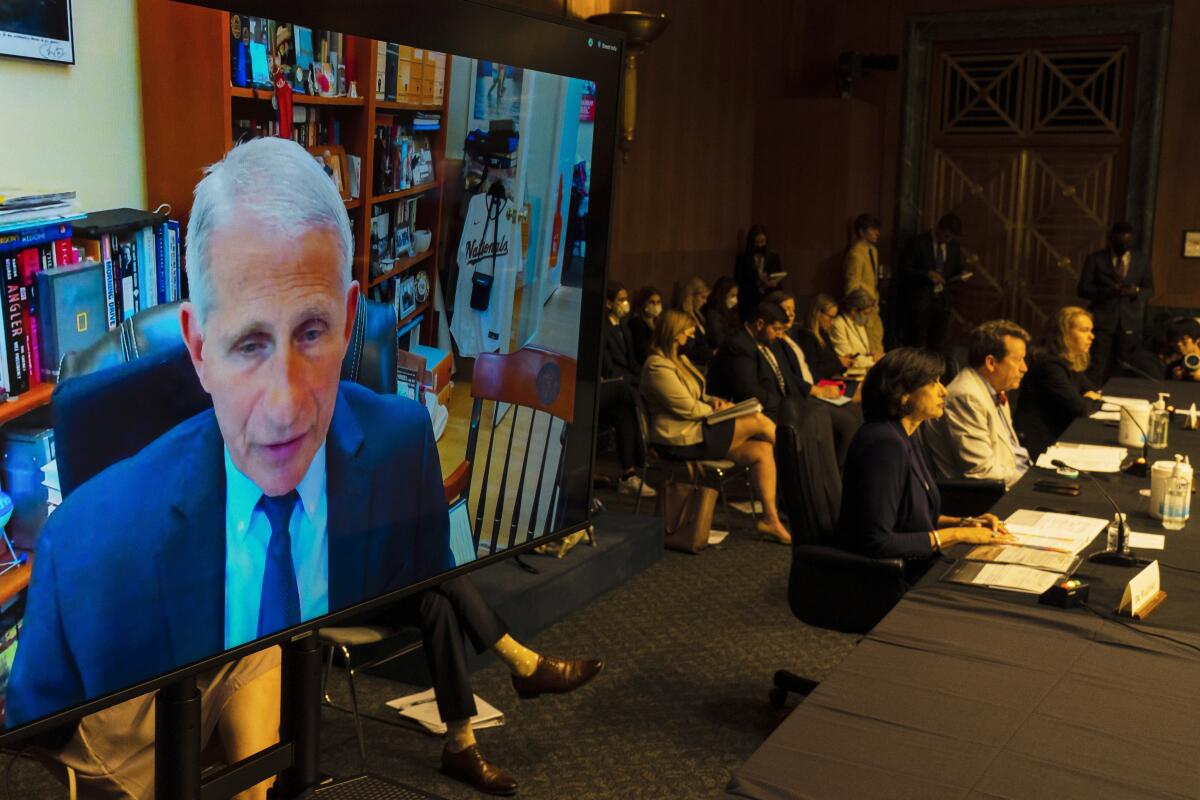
left=726, top=378, right=1200, bottom=799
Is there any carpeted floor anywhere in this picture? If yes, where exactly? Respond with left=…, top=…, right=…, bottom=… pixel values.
left=2, top=484, right=857, bottom=800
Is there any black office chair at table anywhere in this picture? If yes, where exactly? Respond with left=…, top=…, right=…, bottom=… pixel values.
left=768, top=401, right=907, bottom=707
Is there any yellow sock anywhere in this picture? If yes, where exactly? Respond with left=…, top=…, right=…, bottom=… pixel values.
left=493, top=634, right=540, bottom=678
left=445, top=719, right=476, bottom=753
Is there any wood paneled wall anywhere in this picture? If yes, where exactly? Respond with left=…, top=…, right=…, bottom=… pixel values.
left=790, top=0, right=1200, bottom=308
left=498, top=0, right=1199, bottom=308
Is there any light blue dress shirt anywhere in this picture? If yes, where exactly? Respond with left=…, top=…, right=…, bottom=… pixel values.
left=224, top=444, right=329, bottom=649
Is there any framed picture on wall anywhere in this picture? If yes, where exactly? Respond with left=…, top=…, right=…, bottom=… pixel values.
left=0, top=0, right=74, bottom=64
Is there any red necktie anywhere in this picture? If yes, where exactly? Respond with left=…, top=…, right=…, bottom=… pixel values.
left=995, top=391, right=1007, bottom=406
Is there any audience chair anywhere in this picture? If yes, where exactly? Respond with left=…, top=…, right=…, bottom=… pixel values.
left=769, top=402, right=906, bottom=707
left=630, top=392, right=758, bottom=532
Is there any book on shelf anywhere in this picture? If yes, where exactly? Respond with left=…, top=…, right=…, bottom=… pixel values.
left=73, top=209, right=182, bottom=332
left=0, top=219, right=78, bottom=396
left=705, top=398, right=763, bottom=426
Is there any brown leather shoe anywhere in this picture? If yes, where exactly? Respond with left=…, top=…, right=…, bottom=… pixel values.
left=510, top=655, right=604, bottom=699
left=441, top=743, right=519, bottom=796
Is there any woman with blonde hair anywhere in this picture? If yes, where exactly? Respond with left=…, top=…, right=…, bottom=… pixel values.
left=1014, top=305, right=1104, bottom=458
left=640, top=309, right=792, bottom=544
left=795, top=294, right=853, bottom=383
left=675, top=276, right=715, bottom=366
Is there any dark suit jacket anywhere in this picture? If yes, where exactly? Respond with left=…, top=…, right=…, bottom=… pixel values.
left=708, top=328, right=810, bottom=418
left=897, top=231, right=962, bottom=300
left=794, top=329, right=843, bottom=383
left=703, top=305, right=736, bottom=351
left=628, top=315, right=654, bottom=366
left=1076, top=247, right=1153, bottom=333
left=836, top=420, right=939, bottom=560
left=1013, top=351, right=1101, bottom=458
left=734, top=250, right=782, bottom=321
left=6, top=383, right=453, bottom=727
left=601, top=318, right=640, bottom=385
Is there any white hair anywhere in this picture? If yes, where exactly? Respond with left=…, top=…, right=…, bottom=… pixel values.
left=184, top=137, right=353, bottom=325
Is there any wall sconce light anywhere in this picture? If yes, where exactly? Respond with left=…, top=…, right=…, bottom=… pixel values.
left=587, top=11, right=670, bottom=161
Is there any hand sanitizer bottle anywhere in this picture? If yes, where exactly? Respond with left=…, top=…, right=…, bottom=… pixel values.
left=1148, top=392, right=1170, bottom=449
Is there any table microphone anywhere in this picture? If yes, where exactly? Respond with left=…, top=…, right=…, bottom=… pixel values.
left=1116, top=359, right=1168, bottom=386
left=1051, top=458, right=1143, bottom=568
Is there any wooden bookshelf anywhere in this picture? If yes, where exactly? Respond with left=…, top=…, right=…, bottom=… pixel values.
left=0, top=558, right=31, bottom=607
left=371, top=181, right=440, bottom=205
left=229, top=86, right=366, bottom=107
left=368, top=249, right=434, bottom=289
left=0, top=383, right=54, bottom=426
left=137, top=0, right=453, bottom=347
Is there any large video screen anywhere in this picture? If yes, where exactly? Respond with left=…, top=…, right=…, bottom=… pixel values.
left=0, top=0, right=619, bottom=737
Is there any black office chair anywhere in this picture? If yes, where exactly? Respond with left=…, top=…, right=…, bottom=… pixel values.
left=769, top=401, right=906, bottom=707
left=54, top=295, right=397, bottom=494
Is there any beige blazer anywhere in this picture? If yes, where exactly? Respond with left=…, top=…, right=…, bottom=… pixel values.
left=828, top=315, right=873, bottom=360
left=919, top=367, right=1025, bottom=488
left=843, top=240, right=885, bottom=353
left=640, top=352, right=715, bottom=446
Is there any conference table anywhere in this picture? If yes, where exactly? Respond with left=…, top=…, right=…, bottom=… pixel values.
left=726, top=377, right=1200, bottom=799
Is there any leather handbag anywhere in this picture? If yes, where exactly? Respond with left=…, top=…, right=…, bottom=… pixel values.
left=658, top=473, right=717, bottom=554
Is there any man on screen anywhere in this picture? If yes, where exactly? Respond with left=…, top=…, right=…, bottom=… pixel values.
left=5, top=137, right=456, bottom=726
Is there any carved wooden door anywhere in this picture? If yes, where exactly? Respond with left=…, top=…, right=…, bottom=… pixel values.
left=923, top=38, right=1134, bottom=338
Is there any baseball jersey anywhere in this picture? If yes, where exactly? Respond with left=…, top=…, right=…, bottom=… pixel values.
left=451, top=191, right=522, bottom=357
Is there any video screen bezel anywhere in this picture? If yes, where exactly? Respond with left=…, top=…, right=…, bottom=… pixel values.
left=0, top=0, right=622, bottom=743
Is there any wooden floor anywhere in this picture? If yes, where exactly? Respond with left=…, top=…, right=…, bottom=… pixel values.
left=435, top=286, right=582, bottom=552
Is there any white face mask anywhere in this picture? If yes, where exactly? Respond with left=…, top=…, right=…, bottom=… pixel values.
left=726, top=295, right=738, bottom=310
left=617, top=300, right=631, bottom=317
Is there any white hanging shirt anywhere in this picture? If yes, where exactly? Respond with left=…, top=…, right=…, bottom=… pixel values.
left=451, top=192, right=523, bottom=358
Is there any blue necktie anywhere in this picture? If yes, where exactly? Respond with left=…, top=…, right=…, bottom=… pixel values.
left=257, top=490, right=301, bottom=638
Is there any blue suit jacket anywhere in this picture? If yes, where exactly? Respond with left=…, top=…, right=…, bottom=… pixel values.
left=6, top=382, right=454, bottom=727
left=836, top=420, right=940, bottom=560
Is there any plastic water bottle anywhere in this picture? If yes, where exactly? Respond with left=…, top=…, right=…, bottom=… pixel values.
left=1106, top=512, right=1127, bottom=550
left=1163, top=457, right=1191, bottom=531
left=1148, top=392, right=1170, bottom=449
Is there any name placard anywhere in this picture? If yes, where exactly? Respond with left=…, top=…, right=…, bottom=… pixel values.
left=1117, top=560, right=1166, bottom=619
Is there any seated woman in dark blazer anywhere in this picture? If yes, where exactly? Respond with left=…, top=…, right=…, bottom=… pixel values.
left=703, top=276, right=740, bottom=350
left=1014, top=306, right=1104, bottom=458
left=837, top=349, right=1009, bottom=575
left=794, top=294, right=853, bottom=383
left=628, top=285, right=663, bottom=366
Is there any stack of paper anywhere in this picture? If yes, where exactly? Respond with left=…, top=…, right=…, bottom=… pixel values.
left=964, top=543, right=1078, bottom=573
left=962, top=563, right=1062, bottom=594
left=1036, top=442, right=1127, bottom=473
left=41, top=460, right=60, bottom=517
left=386, top=689, right=504, bottom=735
left=0, top=188, right=77, bottom=228
left=1003, top=509, right=1107, bottom=555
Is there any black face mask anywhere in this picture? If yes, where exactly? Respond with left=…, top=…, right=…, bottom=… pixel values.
left=754, top=245, right=767, bottom=255
left=1112, top=241, right=1129, bottom=256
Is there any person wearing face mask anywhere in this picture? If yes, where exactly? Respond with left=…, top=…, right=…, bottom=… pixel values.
left=702, top=276, right=741, bottom=351
left=601, top=281, right=656, bottom=497
left=1014, top=307, right=1104, bottom=459
left=628, top=285, right=663, bottom=365
left=919, top=319, right=1032, bottom=489
left=735, top=223, right=783, bottom=323
left=843, top=213, right=885, bottom=355
left=829, top=289, right=882, bottom=367
left=1077, top=222, right=1155, bottom=384
left=796, top=294, right=854, bottom=382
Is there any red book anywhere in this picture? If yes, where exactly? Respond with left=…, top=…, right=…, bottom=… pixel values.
left=17, top=248, right=41, bottom=386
